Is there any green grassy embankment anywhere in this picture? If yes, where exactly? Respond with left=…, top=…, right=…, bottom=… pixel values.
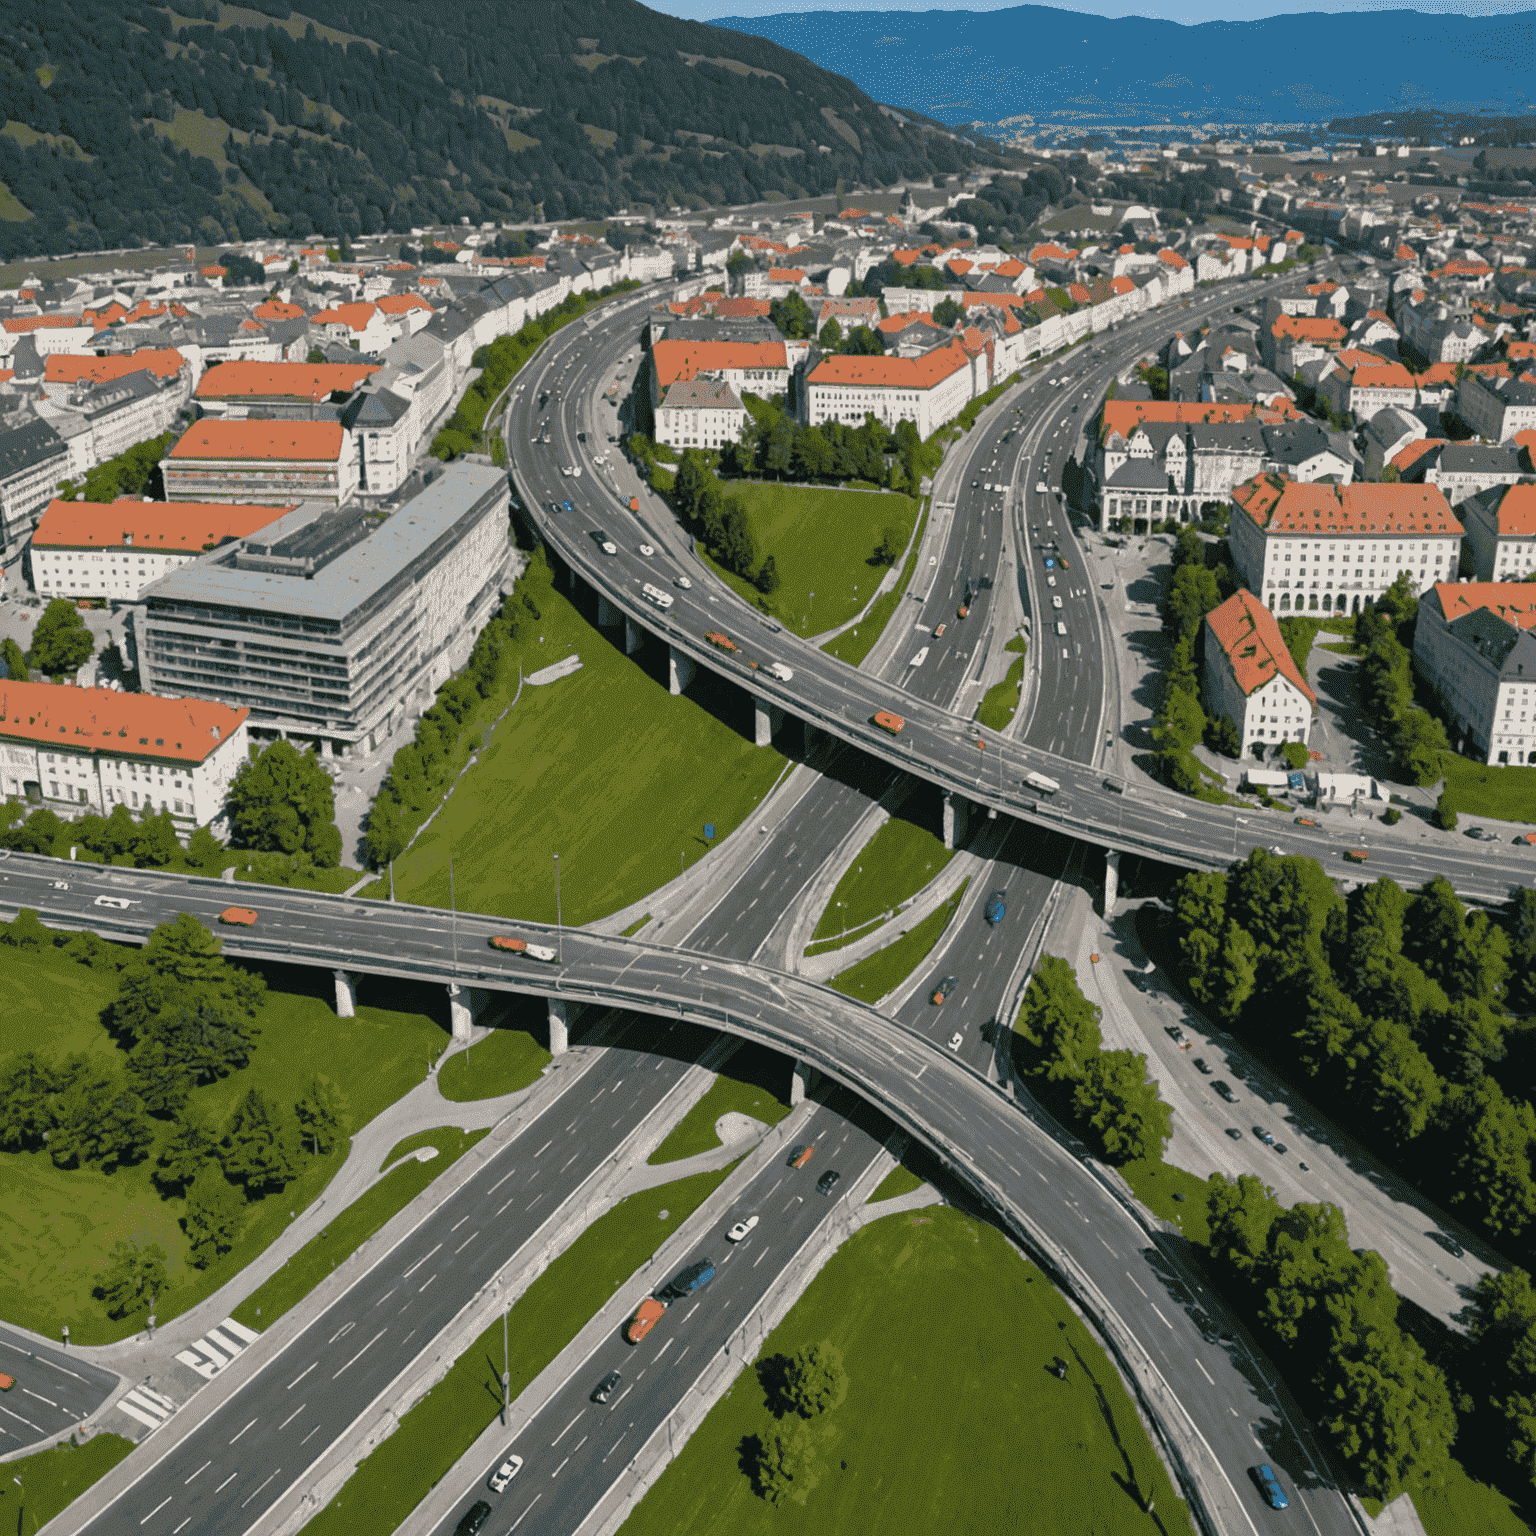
left=828, top=881, right=969, bottom=1005
left=648, top=1042, right=794, bottom=1164
left=807, top=815, right=954, bottom=958
left=822, top=500, right=930, bottom=667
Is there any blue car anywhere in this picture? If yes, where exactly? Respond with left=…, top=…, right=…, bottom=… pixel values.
left=1250, top=1464, right=1289, bottom=1511
left=561, top=499, right=574, bottom=513
left=984, top=890, right=1006, bottom=925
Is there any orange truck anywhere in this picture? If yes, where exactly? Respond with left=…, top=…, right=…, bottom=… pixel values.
left=873, top=710, right=906, bottom=735
left=629, top=496, right=640, bottom=512
left=489, top=935, right=559, bottom=963
left=218, top=907, right=258, bottom=926
left=704, top=631, right=738, bottom=654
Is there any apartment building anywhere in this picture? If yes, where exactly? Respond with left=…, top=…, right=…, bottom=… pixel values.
left=1204, top=587, right=1317, bottom=752
left=161, top=420, right=359, bottom=508
left=1460, top=484, right=1536, bottom=581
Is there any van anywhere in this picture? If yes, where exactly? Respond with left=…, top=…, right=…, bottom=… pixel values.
left=1055, top=621, right=1067, bottom=637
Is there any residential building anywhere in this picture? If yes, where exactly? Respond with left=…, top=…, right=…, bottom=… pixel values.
left=1426, top=442, right=1529, bottom=508
left=0, top=417, right=70, bottom=567
left=1204, top=587, right=1317, bottom=752
left=136, top=461, right=513, bottom=756
left=804, top=337, right=982, bottom=439
left=161, top=420, right=358, bottom=508
left=341, top=385, right=415, bottom=497
left=1460, top=484, right=1536, bottom=580
left=28, top=497, right=292, bottom=602
left=310, top=302, right=397, bottom=354
left=1228, top=474, right=1463, bottom=614
left=194, top=361, right=380, bottom=418
left=1458, top=371, right=1536, bottom=442
left=654, top=377, right=747, bottom=452
left=1317, top=359, right=1418, bottom=420
left=1414, top=581, right=1536, bottom=764
left=0, top=680, right=248, bottom=833
left=41, top=350, right=189, bottom=407
left=647, top=340, right=790, bottom=416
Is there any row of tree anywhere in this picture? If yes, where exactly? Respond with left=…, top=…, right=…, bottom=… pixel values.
left=742, top=1342, right=850, bottom=1505
left=1352, top=584, right=1453, bottom=789
left=1012, top=955, right=1173, bottom=1165
left=666, top=450, right=770, bottom=591
left=59, top=430, right=174, bottom=506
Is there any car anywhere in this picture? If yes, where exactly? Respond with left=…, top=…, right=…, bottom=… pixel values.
left=1058, top=555, right=1070, bottom=570
left=0, top=1373, right=13, bottom=1391
left=931, top=975, right=958, bottom=1005
left=218, top=906, right=258, bottom=926
left=624, top=1296, right=666, bottom=1344
left=957, top=600, right=969, bottom=619
left=816, top=1170, right=841, bottom=1196
left=50, top=880, right=68, bottom=890
left=1272, top=1143, right=1288, bottom=1156
left=638, top=543, right=654, bottom=557
left=1466, top=826, right=1498, bottom=841
left=726, top=1215, right=760, bottom=1243
left=947, top=1032, right=963, bottom=1051
left=1214, top=1080, right=1237, bottom=1103
left=1344, top=848, right=1370, bottom=863
left=788, top=1144, right=815, bottom=1169
left=1193, top=1057, right=1213, bottom=1075
left=600, top=539, right=618, bottom=556
left=1429, top=1231, right=1465, bottom=1258
left=1295, top=816, right=1320, bottom=828
left=675, top=575, right=692, bottom=589
left=971, top=479, right=979, bottom=487
left=591, top=1371, right=622, bottom=1404
left=1225, top=1127, right=1244, bottom=1141
left=1165, top=1025, right=1186, bottom=1043
left=1035, top=481, right=1048, bottom=494
left=570, top=465, right=582, bottom=477
left=560, top=464, right=571, bottom=477
left=933, top=621, right=947, bottom=638
left=561, top=500, right=574, bottom=513
left=548, top=500, right=561, bottom=514
left=1250, top=1464, right=1289, bottom=1511
left=1046, top=574, right=1057, bottom=588
left=984, top=889, right=1006, bottom=925
left=767, top=662, right=793, bottom=682
left=488, top=1454, right=524, bottom=1492
left=1253, top=1126, right=1276, bottom=1146
left=456, top=1501, right=494, bottom=1535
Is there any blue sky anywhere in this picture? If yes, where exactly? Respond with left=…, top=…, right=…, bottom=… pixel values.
left=670, top=0, right=1535, bottom=25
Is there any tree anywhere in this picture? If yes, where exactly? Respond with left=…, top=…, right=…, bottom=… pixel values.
left=2, top=907, right=51, bottom=950
left=872, top=526, right=902, bottom=567
left=1073, top=1048, right=1173, bottom=1163
left=0, top=636, right=28, bottom=681
left=752, top=1416, right=819, bottom=1505
left=1015, top=955, right=1102, bottom=1082
left=933, top=296, right=964, bottom=328
left=47, top=1056, right=154, bottom=1171
left=754, top=555, right=780, bottom=596
left=136, top=808, right=182, bottom=868
left=155, top=1108, right=218, bottom=1195
left=94, top=1239, right=168, bottom=1320
left=364, top=794, right=409, bottom=869
left=768, top=292, right=814, bottom=340
left=221, top=1088, right=302, bottom=1195
left=1206, top=1172, right=1284, bottom=1281
left=780, top=1340, right=849, bottom=1419
left=1435, top=1080, right=1536, bottom=1239
left=842, top=325, right=882, bottom=356
left=27, top=598, right=95, bottom=677
left=1204, top=712, right=1241, bottom=758
left=228, top=740, right=341, bottom=864
left=0, top=1051, right=58, bottom=1150
left=186, top=825, right=225, bottom=873
left=182, top=1166, right=247, bottom=1269
left=126, top=1037, right=194, bottom=1119
left=817, top=317, right=843, bottom=349
left=294, top=1076, right=349, bottom=1155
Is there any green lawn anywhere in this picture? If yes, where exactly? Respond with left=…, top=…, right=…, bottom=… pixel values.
left=823, top=501, right=930, bottom=667
left=1411, top=1458, right=1534, bottom=1536
left=975, top=654, right=1027, bottom=731
left=867, top=1164, right=924, bottom=1202
left=0, top=944, right=451, bottom=1343
left=230, top=1129, right=488, bottom=1331
left=1440, top=755, right=1536, bottom=826
left=809, top=814, right=954, bottom=952
left=648, top=1043, right=794, bottom=1164
left=620, top=1206, right=1193, bottom=1535
left=436, top=1020, right=551, bottom=1102
left=2, top=1435, right=136, bottom=1530
left=370, top=568, right=787, bottom=924
left=304, top=1164, right=737, bottom=1536
left=1115, top=1156, right=1212, bottom=1245
left=829, top=881, right=969, bottom=1006
left=699, top=482, right=920, bottom=639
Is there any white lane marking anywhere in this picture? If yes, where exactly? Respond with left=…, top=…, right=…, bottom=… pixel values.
left=374, top=1288, right=397, bottom=1308
left=551, top=1455, right=571, bottom=1478
left=332, top=1329, right=386, bottom=1380
left=215, top=1472, right=237, bottom=1492
left=419, top=1273, right=437, bottom=1293
left=535, top=1139, right=552, bottom=1157
left=278, top=1404, right=305, bottom=1430
left=1150, top=1304, right=1174, bottom=1330
left=450, top=1215, right=471, bottom=1233
left=327, top=1322, right=354, bottom=1346
left=1196, top=1359, right=1214, bottom=1385
left=185, top=1462, right=210, bottom=1484
left=488, top=1167, right=519, bottom=1194
left=301, top=1423, right=323, bottom=1445
left=610, top=1384, right=634, bottom=1410
left=1126, top=1272, right=1148, bottom=1299
left=653, top=1339, right=673, bottom=1362
left=287, top=1360, right=318, bottom=1390
left=510, top=1495, right=543, bottom=1530
left=402, top=1244, right=440, bottom=1280
left=551, top=1410, right=583, bottom=1446
left=22, top=1388, right=58, bottom=1407
left=496, top=1197, right=517, bottom=1216
left=229, top=1417, right=257, bottom=1444
left=239, top=1469, right=280, bottom=1509
left=454, top=1231, right=479, bottom=1255
left=140, top=1496, right=172, bottom=1525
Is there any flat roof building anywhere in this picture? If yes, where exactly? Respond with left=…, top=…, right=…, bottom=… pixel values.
left=136, top=461, right=513, bottom=756
left=161, top=420, right=359, bottom=508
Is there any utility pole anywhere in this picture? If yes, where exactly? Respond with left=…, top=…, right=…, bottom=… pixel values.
left=501, top=1305, right=510, bottom=1427
left=554, top=853, right=563, bottom=963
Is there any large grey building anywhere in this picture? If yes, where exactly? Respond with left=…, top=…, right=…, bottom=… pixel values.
left=135, top=460, right=514, bottom=756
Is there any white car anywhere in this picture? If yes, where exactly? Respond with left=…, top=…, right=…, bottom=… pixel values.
left=600, top=539, right=618, bottom=556
left=51, top=880, right=69, bottom=890
left=947, top=1033, right=962, bottom=1052
left=1035, top=481, right=1047, bottom=494
left=488, top=1454, right=524, bottom=1493
left=570, top=465, right=582, bottom=478
left=1051, top=595, right=1063, bottom=610
left=726, top=1215, right=760, bottom=1243
left=767, top=662, right=793, bottom=682
left=559, top=465, right=571, bottom=477
left=1046, top=575, right=1057, bottom=588
left=675, top=575, right=693, bottom=590
left=638, top=543, right=654, bottom=557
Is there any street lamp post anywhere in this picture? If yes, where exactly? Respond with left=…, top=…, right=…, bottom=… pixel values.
left=449, top=856, right=458, bottom=970
left=554, top=853, right=563, bottom=962
left=501, top=1305, right=510, bottom=1427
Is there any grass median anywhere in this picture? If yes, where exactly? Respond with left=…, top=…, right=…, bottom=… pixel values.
left=2, top=1435, right=136, bottom=1530
left=648, top=1042, right=794, bottom=1165
left=229, top=1128, right=488, bottom=1331
left=808, top=812, right=953, bottom=957
left=619, top=1205, right=1193, bottom=1535
left=828, top=880, right=969, bottom=1005
left=437, top=1014, right=551, bottom=1102
left=1439, top=755, right=1536, bottom=826
left=303, top=1163, right=736, bottom=1536
left=822, top=499, right=930, bottom=668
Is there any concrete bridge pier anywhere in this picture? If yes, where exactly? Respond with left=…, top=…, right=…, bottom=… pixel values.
left=1103, top=850, right=1120, bottom=917
left=447, top=983, right=486, bottom=1042
left=668, top=645, right=696, bottom=697
left=332, top=969, right=359, bottom=1018
left=790, top=1059, right=820, bottom=1106
left=624, top=615, right=643, bottom=656
left=596, top=594, right=620, bottom=629
left=752, top=694, right=784, bottom=748
left=547, top=998, right=580, bottom=1055
left=942, top=789, right=970, bottom=851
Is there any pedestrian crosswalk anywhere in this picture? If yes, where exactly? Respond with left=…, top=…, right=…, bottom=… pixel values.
left=173, top=1317, right=261, bottom=1382
left=114, top=1385, right=177, bottom=1434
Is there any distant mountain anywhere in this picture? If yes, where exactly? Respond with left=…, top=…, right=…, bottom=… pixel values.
left=709, top=6, right=1536, bottom=128
left=0, top=0, right=981, bottom=260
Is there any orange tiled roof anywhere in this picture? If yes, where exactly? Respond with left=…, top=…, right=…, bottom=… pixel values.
left=254, top=298, right=305, bottom=322
left=1231, top=474, right=1462, bottom=536
left=650, top=340, right=788, bottom=389
left=1487, top=484, right=1536, bottom=539
left=1388, top=438, right=1447, bottom=473
left=33, top=497, right=293, bottom=552
left=1272, top=315, right=1347, bottom=343
left=167, top=420, right=347, bottom=462
left=0, top=680, right=247, bottom=766
left=376, top=294, right=433, bottom=315
left=890, top=249, right=922, bottom=267
left=809, top=340, right=972, bottom=391
left=194, top=360, right=379, bottom=402
left=2, top=315, right=90, bottom=334
left=44, top=349, right=184, bottom=386
left=1157, top=250, right=1187, bottom=270
left=1433, top=580, right=1536, bottom=630
left=768, top=267, right=806, bottom=283
left=878, top=311, right=935, bottom=332
left=1206, top=589, right=1317, bottom=704
left=1102, top=400, right=1298, bottom=442
left=312, top=302, right=378, bottom=332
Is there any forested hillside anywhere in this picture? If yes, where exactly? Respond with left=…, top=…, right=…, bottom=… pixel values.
left=0, top=0, right=979, bottom=259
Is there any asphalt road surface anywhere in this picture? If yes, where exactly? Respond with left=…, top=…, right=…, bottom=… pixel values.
left=0, top=1325, right=118, bottom=1450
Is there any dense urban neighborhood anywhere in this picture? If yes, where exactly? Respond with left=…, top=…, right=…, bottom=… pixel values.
left=2, top=20, right=1536, bottom=1536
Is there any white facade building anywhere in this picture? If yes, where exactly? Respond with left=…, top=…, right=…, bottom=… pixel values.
left=1203, top=588, right=1317, bottom=752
